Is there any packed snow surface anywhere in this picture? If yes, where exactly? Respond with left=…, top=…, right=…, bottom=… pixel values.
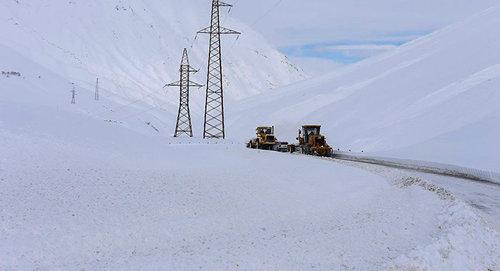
left=231, top=5, right=500, bottom=173
left=1, top=125, right=498, bottom=270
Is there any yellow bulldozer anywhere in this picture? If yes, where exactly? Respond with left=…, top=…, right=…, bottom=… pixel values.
left=288, top=125, right=332, bottom=156
left=247, top=126, right=279, bottom=150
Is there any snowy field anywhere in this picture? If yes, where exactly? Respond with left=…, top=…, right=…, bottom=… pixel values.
left=1, top=1, right=500, bottom=270
left=1, top=121, right=498, bottom=269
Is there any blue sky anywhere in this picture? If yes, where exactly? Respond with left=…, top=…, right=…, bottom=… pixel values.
left=280, top=39, right=408, bottom=65
left=231, top=0, right=498, bottom=74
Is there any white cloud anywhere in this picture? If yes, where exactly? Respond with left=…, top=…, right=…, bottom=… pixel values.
left=231, top=0, right=498, bottom=47
left=324, top=44, right=398, bottom=51
left=227, top=0, right=499, bottom=74
left=320, top=43, right=399, bottom=59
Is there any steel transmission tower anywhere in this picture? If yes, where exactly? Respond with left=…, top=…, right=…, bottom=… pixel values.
left=165, top=48, right=203, bottom=137
left=71, top=83, right=76, bottom=104
left=198, top=0, right=240, bottom=139
left=95, top=78, right=100, bottom=101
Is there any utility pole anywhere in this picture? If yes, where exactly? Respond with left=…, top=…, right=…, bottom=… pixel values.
left=71, top=83, right=76, bottom=104
left=95, top=77, right=100, bottom=101
left=165, top=48, right=203, bottom=137
left=198, top=0, right=240, bottom=139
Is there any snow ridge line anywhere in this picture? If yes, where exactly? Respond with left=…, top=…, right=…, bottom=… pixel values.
left=332, top=152, right=500, bottom=186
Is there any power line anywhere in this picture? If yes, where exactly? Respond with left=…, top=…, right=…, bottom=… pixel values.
left=111, top=91, right=161, bottom=113
left=64, top=78, right=173, bottom=132
left=74, top=75, right=164, bottom=112
left=251, top=0, right=283, bottom=27
left=116, top=100, right=170, bottom=122
left=102, top=79, right=173, bottom=114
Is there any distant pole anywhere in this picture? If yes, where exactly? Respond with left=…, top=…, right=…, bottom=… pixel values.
left=164, top=49, right=203, bottom=137
left=197, top=0, right=241, bottom=139
left=71, top=83, right=76, bottom=104
left=94, top=77, right=100, bottom=101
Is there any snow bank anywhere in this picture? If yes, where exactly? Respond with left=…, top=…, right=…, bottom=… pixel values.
left=389, top=196, right=499, bottom=270
left=334, top=152, right=500, bottom=185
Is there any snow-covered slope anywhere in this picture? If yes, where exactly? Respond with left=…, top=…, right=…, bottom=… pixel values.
left=2, top=53, right=499, bottom=268
left=2, top=72, right=498, bottom=269
left=231, top=5, right=500, bottom=173
left=0, top=0, right=305, bottom=117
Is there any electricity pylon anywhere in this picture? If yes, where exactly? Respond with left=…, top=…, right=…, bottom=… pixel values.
left=95, top=78, right=100, bottom=101
left=198, top=0, right=240, bottom=139
left=71, top=83, right=76, bottom=104
left=165, top=48, right=203, bottom=137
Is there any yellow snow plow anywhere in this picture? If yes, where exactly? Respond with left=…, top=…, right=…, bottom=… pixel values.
left=288, top=125, right=332, bottom=157
left=247, top=126, right=279, bottom=150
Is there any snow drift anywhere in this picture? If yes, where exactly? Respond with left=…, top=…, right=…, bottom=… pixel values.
left=231, top=5, right=500, bottom=173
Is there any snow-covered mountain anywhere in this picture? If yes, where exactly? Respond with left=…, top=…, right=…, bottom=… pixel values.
left=2, top=1, right=498, bottom=171
left=232, top=5, right=500, bottom=173
left=1, top=2, right=499, bottom=270
left=0, top=0, right=305, bottom=120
